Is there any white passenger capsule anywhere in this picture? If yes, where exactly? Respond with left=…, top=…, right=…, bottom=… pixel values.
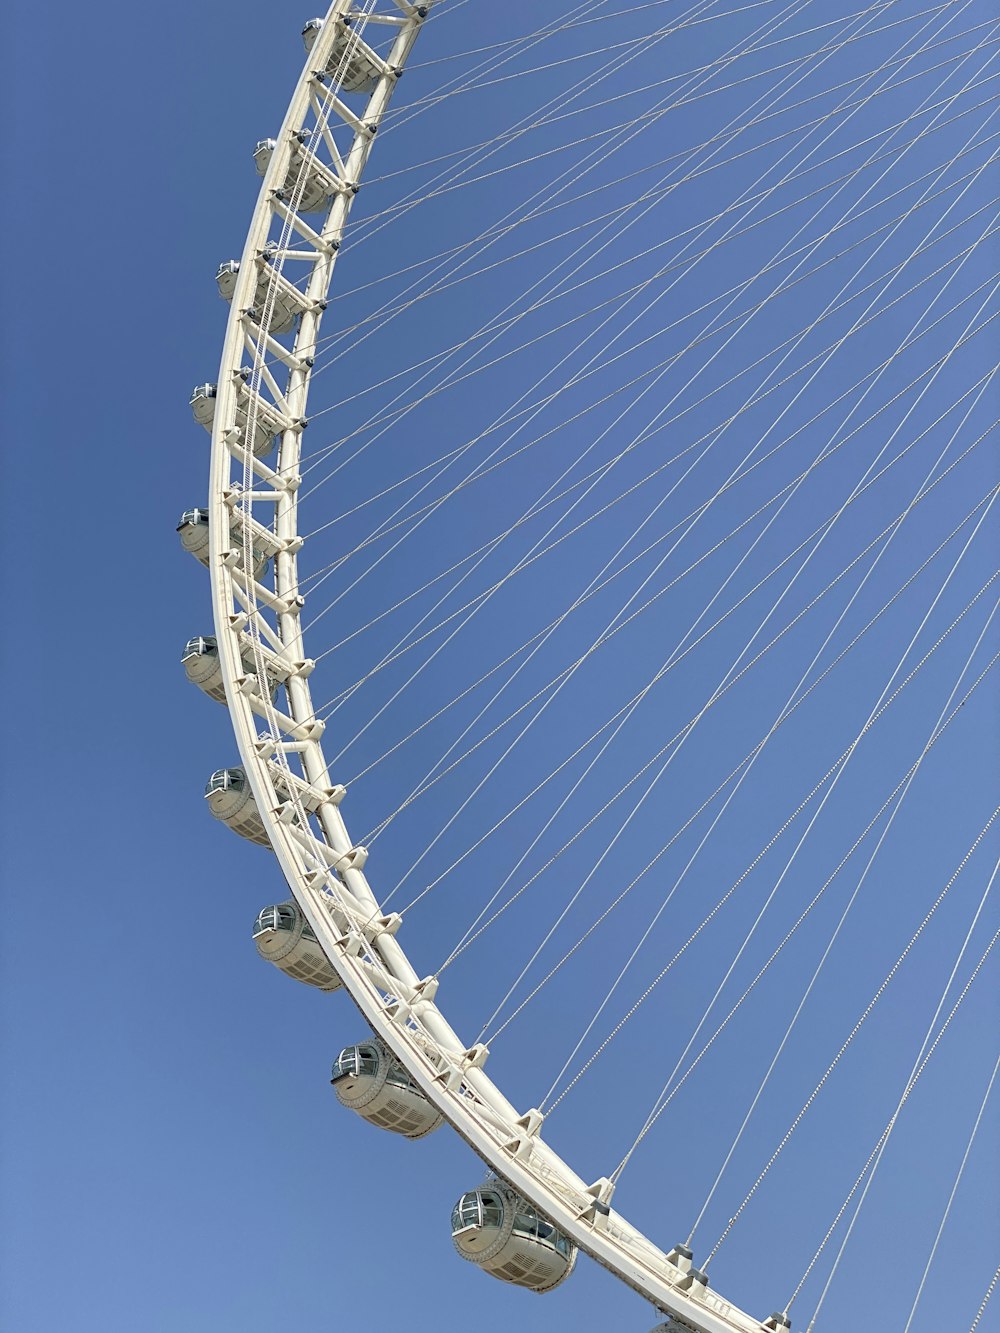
left=177, top=507, right=210, bottom=562
left=190, top=383, right=218, bottom=431
left=204, top=768, right=271, bottom=847
left=302, top=16, right=385, bottom=93
left=451, top=1181, right=576, bottom=1292
left=190, top=379, right=282, bottom=456
left=216, top=259, right=302, bottom=335
left=253, top=137, right=341, bottom=214
left=253, top=901, right=342, bottom=990
left=331, top=1039, right=442, bottom=1139
left=182, top=636, right=229, bottom=702
left=176, top=509, right=268, bottom=577
left=182, top=636, right=280, bottom=704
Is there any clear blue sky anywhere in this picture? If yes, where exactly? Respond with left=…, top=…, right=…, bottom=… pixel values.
left=1, top=3, right=997, bottom=1331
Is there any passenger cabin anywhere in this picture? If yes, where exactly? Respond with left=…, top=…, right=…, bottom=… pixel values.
left=183, top=636, right=229, bottom=702
left=302, top=16, right=386, bottom=93
left=176, top=508, right=268, bottom=577
left=190, top=380, right=281, bottom=457
left=332, top=1039, right=442, bottom=1139
left=182, top=636, right=278, bottom=704
left=451, top=1181, right=576, bottom=1292
left=253, top=138, right=341, bottom=214
left=216, top=259, right=303, bottom=335
left=177, top=507, right=210, bottom=563
left=204, top=767, right=271, bottom=846
left=253, top=901, right=341, bottom=990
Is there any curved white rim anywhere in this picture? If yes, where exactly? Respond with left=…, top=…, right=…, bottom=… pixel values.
left=204, top=5, right=785, bottom=1329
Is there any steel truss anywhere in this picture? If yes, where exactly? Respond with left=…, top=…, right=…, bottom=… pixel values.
left=203, top=4, right=787, bottom=1329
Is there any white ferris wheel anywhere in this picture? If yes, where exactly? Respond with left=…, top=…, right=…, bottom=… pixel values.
left=180, top=2, right=999, bottom=1329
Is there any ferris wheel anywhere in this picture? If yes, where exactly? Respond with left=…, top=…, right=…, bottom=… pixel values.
left=180, top=2, right=1000, bottom=1329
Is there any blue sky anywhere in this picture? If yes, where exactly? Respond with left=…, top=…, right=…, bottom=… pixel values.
left=1, top=2, right=997, bottom=1331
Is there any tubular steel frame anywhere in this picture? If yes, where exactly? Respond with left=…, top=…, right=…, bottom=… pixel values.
left=203, top=4, right=784, bottom=1328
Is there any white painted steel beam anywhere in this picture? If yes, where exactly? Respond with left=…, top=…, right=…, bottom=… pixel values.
left=202, top=5, right=782, bottom=1329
